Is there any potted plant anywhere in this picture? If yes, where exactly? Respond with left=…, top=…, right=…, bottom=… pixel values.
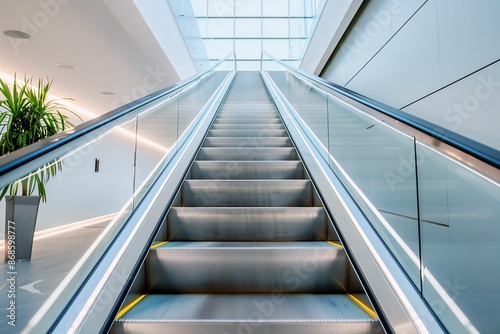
left=0, top=75, right=81, bottom=261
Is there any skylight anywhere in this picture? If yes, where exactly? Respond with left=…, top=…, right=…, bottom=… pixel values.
left=191, top=0, right=325, bottom=70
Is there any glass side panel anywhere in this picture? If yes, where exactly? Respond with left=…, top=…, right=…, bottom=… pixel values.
left=0, top=122, right=136, bottom=330
left=135, top=95, right=179, bottom=204
left=0, top=65, right=232, bottom=331
left=264, top=55, right=500, bottom=333
left=297, top=82, right=329, bottom=157
left=327, top=95, right=421, bottom=288
left=135, top=71, right=229, bottom=204
left=417, top=142, right=500, bottom=334
left=267, top=69, right=421, bottom=288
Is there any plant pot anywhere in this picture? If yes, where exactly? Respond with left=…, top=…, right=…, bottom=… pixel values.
left=4, top=195, right=41, bottom=261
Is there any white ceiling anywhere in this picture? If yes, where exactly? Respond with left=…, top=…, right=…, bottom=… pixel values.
left=0, top=0, right=196, bottom=119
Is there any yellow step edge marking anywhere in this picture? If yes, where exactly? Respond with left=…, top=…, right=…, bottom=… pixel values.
left=151, top=241, right=168, bottom=249
left=327, top=241, right=344, bottom=248
left=348, top=294, right=378, bottom=320
left=116, top=294, right=147, bottom=320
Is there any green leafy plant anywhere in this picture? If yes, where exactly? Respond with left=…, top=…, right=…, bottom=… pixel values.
left=0, top=75, right=82, bottom=202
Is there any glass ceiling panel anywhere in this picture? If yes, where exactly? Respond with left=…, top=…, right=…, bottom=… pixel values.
left=235, top=0, right=261, bottom=17
left=263, top=0, right=289, bottom=17
left=235, top=18, right=261, bottom=38
left=262, top=18, right=289, bottom=38
left=192, top=0, right=325, bottom=70
left=206, top=18, right=234, bottom=37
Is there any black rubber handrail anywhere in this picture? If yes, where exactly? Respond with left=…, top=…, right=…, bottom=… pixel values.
left=0, top=53, right=235, bottom=176
left=263, top=53, right=500, bottom=169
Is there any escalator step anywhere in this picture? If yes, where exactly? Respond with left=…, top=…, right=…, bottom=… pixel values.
left=167, top=207, right=328, bottom=241
left=146, top=241, right=349, bottom=293
left=181, top=180, right=314, bottom=207
left=113, top=294, right=381, bottom=334
left=197, top=147, right=298, bottom=160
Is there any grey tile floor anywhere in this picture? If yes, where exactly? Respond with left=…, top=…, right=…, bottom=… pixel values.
left=0, top=220, right=109, bottom=333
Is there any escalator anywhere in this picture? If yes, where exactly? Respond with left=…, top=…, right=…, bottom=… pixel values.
left=112, top=72, right=383, bottom=333
left=2, top=55, right=494, bottom=333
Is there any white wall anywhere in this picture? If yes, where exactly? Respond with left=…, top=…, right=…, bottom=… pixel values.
left=132, top=0, right=198, bottom=79
left=322, top=0, right=500, bottom=150
left=300, top=0, right=363, bottom=75
left=168, top=0, right=209, bottom=72
left=0, top=128, right=165, bottom=240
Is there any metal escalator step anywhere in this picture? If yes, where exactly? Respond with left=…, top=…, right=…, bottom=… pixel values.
left=218, top=110, right=276, bottom=115
left=181, top=180, right=313, bottom=207
left=219, top=106, right=276, bottom=111
left=167, top=207, right=326, bottom=241
left=210, top=123, right=285, bottom=130
left=222, top=102, right=274, bottom=105
left=216, top=111, right=278, bottom=117
left=214, top=118, right=282, bottom=124
left=218, top=110, right=277, bottom=115
left=112, top=294, right=382, bottom=334
left=189, top=161, right=304, bottom=179
left=112, top=72, right=382, bottom=333
left=146, top=242, right=347, bottom=293
left=208, top=129, right=288, bottom=137
left=213, top=116, right=281, bottom=123
left=203, top=137, right=292, bottom=148
left=216, top=113, right=278, bottom=118
left=197, top=147, right=298, bottom=160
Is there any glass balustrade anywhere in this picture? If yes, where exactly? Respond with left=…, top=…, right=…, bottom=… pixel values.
left=263, top=53, right=500, bottom=334
left=0, top=54, right=234, bottom=332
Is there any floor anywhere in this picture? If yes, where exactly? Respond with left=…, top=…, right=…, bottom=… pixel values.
left=0, top=220, right=109, bottom=333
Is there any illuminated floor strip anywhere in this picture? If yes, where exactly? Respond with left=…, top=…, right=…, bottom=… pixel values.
left=116, top=294, right=148, bottom=320
left=151, top=241, right=169, bottom=249
left=0, top=213, right=116, bottom=250
left=348, top=294, right=378, bottom=320
left=327, top=241, right=344, bottom=248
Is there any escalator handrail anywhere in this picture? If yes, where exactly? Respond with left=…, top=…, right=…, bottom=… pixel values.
left=262, top=52, right=500, bottom=169
left=0, top=52, right=236, bottom=178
